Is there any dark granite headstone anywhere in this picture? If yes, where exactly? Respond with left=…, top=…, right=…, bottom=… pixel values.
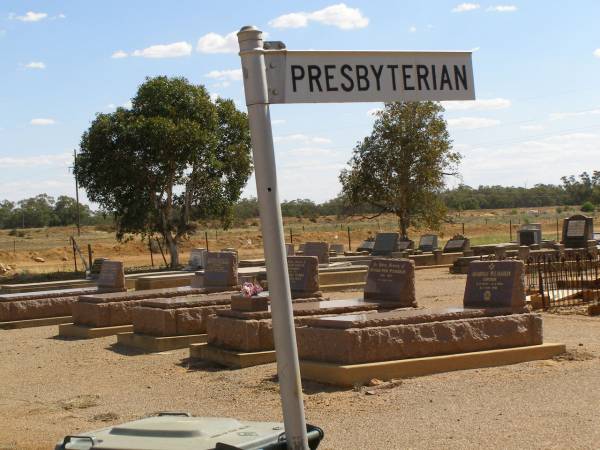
left=443, top=235, right=470, bottom=253
left=303, top=241, right=330, bottom=264
left=203, top=251, right=238, bottom=287
left=97, top=260, right=125, bottom=290
left=364, top=258, right=416, bottom=307
left=463, top=260, right=525, bottom=309
left=372, top=233, right=400, bottom=256
left=287, top=256, right=319, bottom=296
left=518, top=230, right=536, bottom=246
left=562, top=215, right=593, bottom=248
left=396, top=239, right=414, bottom=251
left=418, top=234, right=438, bottom=252
left=356, top=240, right=375, bottom=253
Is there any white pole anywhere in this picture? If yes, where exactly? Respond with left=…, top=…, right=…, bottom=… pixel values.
left=237, top=26, right=309, bottom=450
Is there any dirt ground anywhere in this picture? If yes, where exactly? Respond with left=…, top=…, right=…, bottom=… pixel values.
left=1, top=268, right=599, bottom=449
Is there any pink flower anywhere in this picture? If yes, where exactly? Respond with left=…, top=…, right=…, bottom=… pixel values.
left=241, top=281, right=263, bottom=297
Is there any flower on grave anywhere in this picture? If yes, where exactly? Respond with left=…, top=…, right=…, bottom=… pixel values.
left=241, top=281, right=264, bottom=298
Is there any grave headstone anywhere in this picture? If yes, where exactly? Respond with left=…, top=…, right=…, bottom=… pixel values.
left=356, top=240, right=375, bottom=253
left=372, top=233, right=400, bottom=256
left=330, top=243, right=345, bottom=255
left=285, top=243, right=295, bottom=256
left=96, top=260, right=126, bottom=291
left=562, top=214, right=594, bottom=248
left=287, top=256, right=319, bottom=296
left=89, top=258, right=108, bottom=279
left=463, top=260, right=525, bottom=309
left=443, top=235, right=470, bottom=253
left=188, top=248, right=207, bottom=269
left=298, top=243, right=306, bottom=253
left=396, top=239, right=414, bottom=251
left=364, top=258, right=416, bottom=307
left=203, top=252, right=238, bottom=287
left=303, top=241, right=330, bottom=264
left=418, top=234, right=438, bottom=252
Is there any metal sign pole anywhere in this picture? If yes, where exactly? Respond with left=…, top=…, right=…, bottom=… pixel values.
left=237, top=26, right=309, bottom=450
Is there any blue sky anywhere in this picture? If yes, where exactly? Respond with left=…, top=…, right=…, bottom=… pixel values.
left=1, top=1, right=600, bottom=206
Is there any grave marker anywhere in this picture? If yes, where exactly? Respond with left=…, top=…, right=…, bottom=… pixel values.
left=418, top=234, right=438, bottom=252
left=443, top=235, right=470, bottom=253
left=463, top=260, right=525, bottom=309
left=372, top=232, right=399, bottom=256
left=303, top=241, right=330, bottom=264
left=287, top=256, right=320, bottom=297
left=364, top=258, right=416, bottom=307
left=97, top=260, right=126, bottom=291
left=188, top=248, right=207, bottom=269
left=562, top=214, right=593, bottom=248
left=203, top=252, right=238, bottom=287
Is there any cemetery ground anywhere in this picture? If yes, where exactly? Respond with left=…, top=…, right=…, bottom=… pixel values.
left=0, top=206, right=591, bottom=276
left=1, top=268, right=599, bottom=449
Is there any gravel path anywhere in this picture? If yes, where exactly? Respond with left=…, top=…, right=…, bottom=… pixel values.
left=0, top=268, right=599, bottom=449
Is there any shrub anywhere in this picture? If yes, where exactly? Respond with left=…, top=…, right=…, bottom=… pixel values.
left=581, top=201, right=595, bottom=213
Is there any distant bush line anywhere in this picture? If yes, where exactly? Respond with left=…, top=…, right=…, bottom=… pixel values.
left=1, top=171, right=598, bottom=229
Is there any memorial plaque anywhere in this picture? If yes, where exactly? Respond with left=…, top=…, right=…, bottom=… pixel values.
left=303, top=241, right=330, bottom=264
left=372, top=233, right=400, bottom=256
left=443, top=235, right=470, bottom=253
left=188, top=248, right=207, bottom=269
left=97, top=260, right=125, bottom=290
left=287, top=256, right=319, bottom=295
left=418, top=234, right=438, bottom=252
left=463, top=260, right=525, bottom=309
left=364, top=258, right=416, bottom=307
left=203, top=252, right=238, bottom=287
left=562, top=214, right=594, bottom=248
left=356, top=240, right=375, bottom=253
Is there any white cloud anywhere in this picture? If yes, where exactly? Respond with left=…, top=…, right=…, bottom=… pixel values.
left=520, top=124, right=544, bottom=131
left=451, top=3, right=480, bottom=12
left=549, top=109, right=600, bottom=120
left=30, top=118, right=56, bottom=126
left=269, top=3, right=369, bottom=30
left=487, top=5, right=517, bottom=12
left=111, top=50, right=128, bottom=59
left=274, top=134, right=332, bottom=144
left=24, top=61, right=46, bottom=69
left=10, top=11, right=48, bottom=22
left=205, top=69, right=243, bottom=82
left=447, top=117, right=500, bottom=129
left=593, top=48, right=600, bottom=58
left=408, top=25, right=417, bottom=33
left=269, top=13, right=309, bottom=29
left=0, top=153, right=71, bottom=168
left=123, top=100, right=133, bottom=109
left=287, top=147, right=338, bottom=157
left=132, top=41, right=192, bottom=58
left=210, top=93, right=220, bottom=102
left=442, top=98, right=511, bottom=111
left=197, top=31, right=238, bottom=54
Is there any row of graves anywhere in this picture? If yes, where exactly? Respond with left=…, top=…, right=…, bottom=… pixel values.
left=190, top=257, right=564, bottom=385
left=451, top=215, right=598, bottom=274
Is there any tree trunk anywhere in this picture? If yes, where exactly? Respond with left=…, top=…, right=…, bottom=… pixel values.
left=398, top=214, right=409, bottom=240
left=164, top=233, right=179, bottom=268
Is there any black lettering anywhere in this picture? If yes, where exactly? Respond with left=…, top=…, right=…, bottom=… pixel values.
left=291, top=65, right=305, bottom=92
left=416, top=65, right=430, bottom=90
left=387, top=65, right=399, bottom=90
left=324, top=65, right=338, bottom=91
left=356, top=65, right=369, bottom=91
left=307, top=65, right=323, bottom=92
left=370, top=65, right=384, bottom=90
left=440, top=65, right=452, bottom=90
left=431, top=65, right=437, bottom=90
left=340, top=64, right=354, bottom=91
left=402, top=65, right=414, bottom=90
left=454, top=64, right=468, bottom=90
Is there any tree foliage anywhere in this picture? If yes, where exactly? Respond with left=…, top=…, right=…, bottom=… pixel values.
left=76, top=76, right=252, bottom=266
left=339, top=102, right=460, bottom=237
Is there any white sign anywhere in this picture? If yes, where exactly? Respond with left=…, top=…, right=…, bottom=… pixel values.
left=265, top=50, right=474, bottom=104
